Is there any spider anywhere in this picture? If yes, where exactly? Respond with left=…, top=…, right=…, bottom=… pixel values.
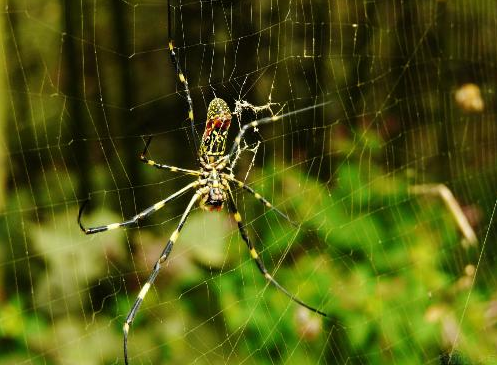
left=78, top=7, right=326, bottom=365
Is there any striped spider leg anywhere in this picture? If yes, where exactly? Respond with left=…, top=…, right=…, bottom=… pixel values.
left=139, top=136, right=203, bottom=176
left=167, top=0, right=198, bottom=150
left=78, top=180, right=206, bottom=365
left=222, top=173, right=299, bottom=227
left=78, top=181, right=200, bottom=234
left=225, top=186, right=327, bottom=317
left=123, top=188, right=207, bottom=365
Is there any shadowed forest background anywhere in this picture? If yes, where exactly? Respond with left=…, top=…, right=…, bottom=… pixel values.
left=1, top=0, right=497, bottom=364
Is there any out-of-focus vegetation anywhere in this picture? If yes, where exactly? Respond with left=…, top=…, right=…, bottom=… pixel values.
left=1, top=1, right=496, bottom=364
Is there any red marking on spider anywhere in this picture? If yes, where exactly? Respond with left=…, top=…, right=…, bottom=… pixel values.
left=204, top=118, right=231, bottom=136
left=208, top=205, right=224, bottom=212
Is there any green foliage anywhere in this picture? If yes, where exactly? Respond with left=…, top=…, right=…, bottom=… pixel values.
left=4, top=128, right=491, bottom=364
left=211, top=132, right=481, bottom=365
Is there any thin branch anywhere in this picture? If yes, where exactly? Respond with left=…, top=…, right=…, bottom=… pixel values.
left=409, top=184, right=478, bottom=248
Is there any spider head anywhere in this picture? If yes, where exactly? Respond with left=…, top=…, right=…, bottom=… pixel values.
left=200, top=98, right=232, bottom=159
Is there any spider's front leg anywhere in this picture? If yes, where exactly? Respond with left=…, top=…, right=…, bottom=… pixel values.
left=167, top=3, right=199, bottom=150
left=225, top=185, right=327, bottom=317
left=123, top=188, right=205, bottom=365
left=78, top=181, right=199, bottom=234
left=228, top=101, right=331, bottom=168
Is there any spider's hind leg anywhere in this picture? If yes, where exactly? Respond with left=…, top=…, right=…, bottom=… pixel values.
left=225, top=186, right=326, bottom=317
left=123, top=190, right=202, bottom=365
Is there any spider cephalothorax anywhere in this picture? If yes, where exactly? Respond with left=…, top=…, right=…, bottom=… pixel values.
left=199, top=169, right=228, bottom=211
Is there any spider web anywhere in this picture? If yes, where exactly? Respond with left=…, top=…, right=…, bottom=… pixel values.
left=1, top=0, right=497, bottom=364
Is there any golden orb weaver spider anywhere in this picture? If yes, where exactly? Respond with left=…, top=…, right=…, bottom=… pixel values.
left=78, top=3, right=327, bottom=364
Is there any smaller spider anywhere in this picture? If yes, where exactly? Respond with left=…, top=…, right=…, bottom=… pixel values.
left=79, top=98, right=327, bottom=364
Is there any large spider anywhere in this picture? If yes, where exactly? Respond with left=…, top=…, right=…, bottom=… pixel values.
left=78, top=9, right=326, bottom=365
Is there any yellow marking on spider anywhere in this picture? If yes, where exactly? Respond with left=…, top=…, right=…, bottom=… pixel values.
left=234, top=212, right=242, bottom=222
left=254, top=193, right=262, bottom=199
left=265, top=202, right=272, bottom=208
left=188, top=110, right=194, bottom=120
left=123, top=322, right=130, bottom=333
left=147, top=160, right=155, bottom=165
left=168, top=41, right=174, bottom=51
left=250, top=248, right=258, bottom=259
left=178, top=73, right=186, bottom=83
left=107, top=223, right=120, bottom=230
left=170, top=229, right=180, bottom=243
left=264, top=273, right=273, bottom=280
left=153, top=201, right=165, bottom=210
left=235, top=136, right=241, bottom=143
left=251, top=121, right=258, bottom=127
left=238, top=181, right=244, bottom=187
left=170, top=167, right=178, bottom=172
left=138, top=282, right=151, bottom=299
left=271, top=115, right=280, bottom=121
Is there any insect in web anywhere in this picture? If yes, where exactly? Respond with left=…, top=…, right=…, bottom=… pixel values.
left=78, top=11, right=326, bottom=365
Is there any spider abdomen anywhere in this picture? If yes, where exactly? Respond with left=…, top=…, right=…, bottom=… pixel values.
left=200, top=98, right=232, bottom=159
